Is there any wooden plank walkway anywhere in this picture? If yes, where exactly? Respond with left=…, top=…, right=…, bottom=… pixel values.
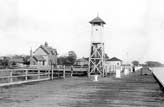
left=0, top=69, right=164, bottom=107
left=71, top=71, right=164, bottom=107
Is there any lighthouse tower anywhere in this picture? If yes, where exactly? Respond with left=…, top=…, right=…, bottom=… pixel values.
left=88, top=16, right=106, bottom=77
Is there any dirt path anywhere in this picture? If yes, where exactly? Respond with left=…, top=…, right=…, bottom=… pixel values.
left=0, top=71, right=164, bottom=107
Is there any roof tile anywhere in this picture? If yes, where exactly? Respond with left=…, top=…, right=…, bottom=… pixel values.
left=89, top=16, right=106, bottom=24
left=33, top=55, right=45, bottom=61
left=107, top=57, right=122, bottom=61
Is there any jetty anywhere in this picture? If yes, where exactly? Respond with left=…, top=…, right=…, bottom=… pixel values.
left=0, top=67, right=164, bottom=107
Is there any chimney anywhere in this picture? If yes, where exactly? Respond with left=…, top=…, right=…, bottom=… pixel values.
left=45, top=42, right=48, bottom=47
left=30, top=48, right=33, bottom=57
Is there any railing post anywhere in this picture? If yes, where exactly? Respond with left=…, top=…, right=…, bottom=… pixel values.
left=71, top=66, right=73, bottom=77
left=88, top=68, right=90, bottom=78
left=9, top=70, right=13, bottom=82
left=63, top=65, right=65, bottom=79
left=48, top=70, right=50, bottom=79
left=51, top=66, right=54, bottom=80
left=38, top=70, right=40, bottom=80
left=25, top=69, right=28, bottom=81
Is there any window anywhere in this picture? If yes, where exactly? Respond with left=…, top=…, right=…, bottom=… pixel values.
left=117, top=63, right=119, bottom=66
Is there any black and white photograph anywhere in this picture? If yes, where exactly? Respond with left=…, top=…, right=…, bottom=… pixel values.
left=0, top=0, right=164, bottom=106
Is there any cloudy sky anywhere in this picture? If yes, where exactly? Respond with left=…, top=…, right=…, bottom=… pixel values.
left=0, top=0, right=164, bottom=63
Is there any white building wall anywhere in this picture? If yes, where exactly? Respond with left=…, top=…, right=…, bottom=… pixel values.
left=104, top=61, right=122, bottom=73
left=91, top=25, right=103, bottom=43
left=34, top=48, right=49, bottom=66
left=42, top=56, right=49, bottom=65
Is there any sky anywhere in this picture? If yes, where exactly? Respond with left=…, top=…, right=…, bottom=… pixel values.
left=0, top=0, right=164, bottom=63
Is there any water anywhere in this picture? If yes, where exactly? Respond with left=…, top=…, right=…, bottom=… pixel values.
left=152, top=67, right=164, bottom=86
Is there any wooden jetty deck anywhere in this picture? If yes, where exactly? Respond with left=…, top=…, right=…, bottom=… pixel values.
left=0, top=69, right=164, bottom=107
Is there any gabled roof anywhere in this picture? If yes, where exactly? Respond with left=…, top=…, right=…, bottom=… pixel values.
left=107, top=57, right=122, bottom=61
left=48, top=47, right=57, bottom=55
left=34, top=42, right=57, bottom=55
left=76, top=58, right=88, bottom=62
left=89, top=16, right=106, bottom=24
left=40, top=45, right=50, bottom=55
left=33, top=55, right=45, bottom=61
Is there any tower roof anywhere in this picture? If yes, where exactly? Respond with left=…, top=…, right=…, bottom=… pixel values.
left=89, top=16, right=106, bottom=24
left=107, top=57, right=122, bottom=61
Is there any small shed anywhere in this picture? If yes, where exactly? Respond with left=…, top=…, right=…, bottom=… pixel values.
left=104, top=57, right=122, bottom=73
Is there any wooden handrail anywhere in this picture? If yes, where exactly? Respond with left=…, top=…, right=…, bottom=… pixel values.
left=0, top=67, right=88, bottom=87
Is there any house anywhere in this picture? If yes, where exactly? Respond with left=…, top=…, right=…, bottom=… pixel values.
left=104, top=57, right=122, bottom=73
left=106, top=57, right=122, bottom=66
left=75, top=57, right=88, bottom=66
left=30, top=55, right=45, bottom=66
left=30, top=42, right=57, bottom=67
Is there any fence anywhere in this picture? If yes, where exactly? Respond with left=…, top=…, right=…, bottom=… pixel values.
left=0, top=69, right=51, bottom=87
left=0, top=66, right=88, bottom=87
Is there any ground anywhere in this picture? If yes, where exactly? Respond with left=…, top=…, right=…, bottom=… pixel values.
left=0, top=70, right=164, bottom=107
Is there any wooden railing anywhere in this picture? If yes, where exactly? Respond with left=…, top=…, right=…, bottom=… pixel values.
left=0, top=69, right=51, bottom=87
left=0, top=66, right=88, bottom=87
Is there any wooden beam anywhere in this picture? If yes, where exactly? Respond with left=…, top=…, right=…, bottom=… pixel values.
left=25, top=69, right=28, bottom=81
left=63, top=65, right=65, bottom=79
left=38, top=70, right=40, bottom=80
left=71, top=66, right=73, bottom=77
left=51, top=67, right=54, bottom=80
left=9, top=70, right=13, bottom=82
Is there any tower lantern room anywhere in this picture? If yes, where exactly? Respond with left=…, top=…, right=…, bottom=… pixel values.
left=89, top=16, right=106, bottom=43
left=88, top=16, right=106, bottom=77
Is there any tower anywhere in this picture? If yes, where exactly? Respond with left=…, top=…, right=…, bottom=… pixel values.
left=88, top=16, right=106, bottom=77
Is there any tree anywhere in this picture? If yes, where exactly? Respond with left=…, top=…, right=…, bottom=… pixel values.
left=57, top=51, right=77, bottom=66
left=132, top=60, right=139, bottom=66
left=145, top=61, right=162, bottom=67
left=0, top=59, right=3, bottom=66
left=2, top=57, right=10, bottom=68
left=23, top=56, right=30, bottom=65
left=104, top=53, right=109, bottom=60
left=57, top=56, right=66, bottom=65
left=67, top=51, right=77, bottom=65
